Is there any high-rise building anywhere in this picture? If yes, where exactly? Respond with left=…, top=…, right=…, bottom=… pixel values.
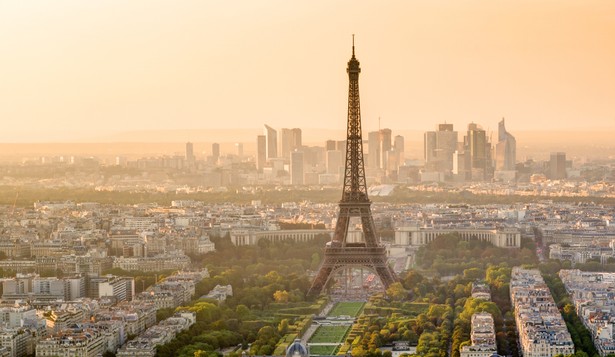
left=235, top=142, right=243, bottom=158
left=264, top=124, right=278, bottom=159
left=256, top=135, right=266, bottom=172
left=326, top=150, right=343, bottom=175
left=435, top=124, right=458, bottom=172
left=211, top=143, right=220, bottom=163
left=495, top=119, right=516, bottom=171
left=292, top=128, right=302, bottom=150
left=290, top=151, right=304, bottom=185
left=280, top=128, right=292, bottom=159
left=301, top=146, right=325, bottom=172
left=336, top=140, right=346, bottom=152
left=549, top=152, right=567, bottom=179
left=379, top=128, right=392, bottom=170
left=424, top=124, right=458, bottom=173
left=464, top=123, right=492, bottom=181
left=280, top=128, right=302, bottom=159
left=325, top=140, right=336, bottom=151
left=185, top=142, right=194, bottom=161
left=387, top=134, right=405, bottom=173
left=424, top=131, right=437, bottom=164
left=368, top=131, right=381, bottom=169
left=394, top=135, right=405, bottom=154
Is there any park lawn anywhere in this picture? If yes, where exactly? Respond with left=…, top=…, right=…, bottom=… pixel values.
left=328, top=302, right=365, bottom=317
left=308, top=325, right=350, bottom=344
left=308, top=345, right=339, bottom=356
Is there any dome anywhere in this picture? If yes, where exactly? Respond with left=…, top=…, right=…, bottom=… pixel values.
left=286, top=339, right=308, bottom=357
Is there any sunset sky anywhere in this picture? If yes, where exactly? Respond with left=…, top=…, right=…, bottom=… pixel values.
left=1, top=1, right=614, bottom=142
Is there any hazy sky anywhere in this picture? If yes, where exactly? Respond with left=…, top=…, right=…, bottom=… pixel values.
left=1, top=1, right=614, bottom=142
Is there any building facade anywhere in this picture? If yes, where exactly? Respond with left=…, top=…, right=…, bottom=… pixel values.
left=394, top=227, right=521, bottom=248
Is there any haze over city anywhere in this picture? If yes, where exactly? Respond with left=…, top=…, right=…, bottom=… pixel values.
left=1, top=1, right=615, bottom=143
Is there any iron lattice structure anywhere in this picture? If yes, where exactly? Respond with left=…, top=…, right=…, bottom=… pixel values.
left=307, top=40, right=398, bottom=296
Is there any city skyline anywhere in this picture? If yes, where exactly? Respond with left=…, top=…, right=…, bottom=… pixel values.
left=1, top=1, right=615, bottom=142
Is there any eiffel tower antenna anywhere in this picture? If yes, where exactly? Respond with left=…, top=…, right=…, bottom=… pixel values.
left=308, top=36, right=398, bottom=297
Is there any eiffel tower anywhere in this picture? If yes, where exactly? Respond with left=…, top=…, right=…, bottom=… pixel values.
left=308, top=37, right=397, bottom=297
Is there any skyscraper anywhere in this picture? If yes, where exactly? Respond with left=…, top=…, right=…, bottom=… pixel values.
left=336, top=141, right=346, bottom=152
left=392, top=135, right=405, bottom=171
left=185, top=142, right=194, bottom=161
left=326, top=150, right=343, bottom=175
left=549, top=152, right=567, bottom=179
left=292, top=128, right=302, bottom=150
left=235, top=142, right=243, bottom=158
left=325, top=140, right=336, bottom=151
left=464, top=123, right=492, bottom=181
left=424, top=131, right=437, bottom=164
left=495, top=119, right=516, bottom=171
left=435, top=124, right=458, bottom=172
left=290, top=151, right=304, bottom=185
left=280, top=128, right=302, bottom=159
left=264, top=124, right=278, bottom=160
left=256, top=135, right=266, bottom=172
left=424, top=124, right=458, bottom=173
left=379, top=128, right=392, bottom=170
left=367, top=131, right=381, bottom=169
left=211, top=143, right=220, bottom=164
left=394, top=135, right=405, bottom=154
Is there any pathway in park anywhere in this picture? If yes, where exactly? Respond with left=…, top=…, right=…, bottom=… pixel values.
left=301, top=324, right=319, bottom=344
left=319, top=301, right=336, bottom=317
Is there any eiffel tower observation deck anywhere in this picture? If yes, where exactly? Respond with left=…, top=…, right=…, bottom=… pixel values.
left=308, top=37, right=398, bottom=297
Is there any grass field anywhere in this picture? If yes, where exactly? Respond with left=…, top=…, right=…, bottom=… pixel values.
left=328, top=302, right=365, bottom=317
left=308, top=325, right=350, bottom=344
left=308, top=345, right=339, bottom=356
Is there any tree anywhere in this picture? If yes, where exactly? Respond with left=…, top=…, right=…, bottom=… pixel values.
left=273, top=290, right=290, bottom=303
left=401, top=270, right=425, bottom=289
left=264, top=270, right=282, bottom=284
left=278, top=319, right=290, bottom=334
left=563, top=303, right=575, bottom=318
left=235, top=304, right=250, bottom=319
left=386, top=282, right=408, bottom=301
left=352, top=345, right=367, bottom=357
left=463, top=268, right=484, bottom=280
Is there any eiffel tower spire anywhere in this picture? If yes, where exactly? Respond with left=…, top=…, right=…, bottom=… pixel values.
left=308, top=38, right=398, bottom=297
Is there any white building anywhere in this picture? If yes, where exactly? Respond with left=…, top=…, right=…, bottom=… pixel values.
left=395, top=226, right=521, bottom=248
left=460, top=312, right=497, bottom=357
left=36, top=327, right=106, bottom=357
left=510, top=267, right=574, bottom=357
left=230, top=229, right=332, bottom=246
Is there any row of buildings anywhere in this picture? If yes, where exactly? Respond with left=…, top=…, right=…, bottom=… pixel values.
left=559, top=269, right=615, bottom=356
left=112, top=270, right=207, bottom=356
left=5, top=199, right=615, bottom=275
left=1, top=273, right=134, bottom=305
left=549, top=241, right=615, bottom=264
left=116, top=311, right=196, bottom=357
left=0, top=269, right=208, bottom=357
left=510, top=267, right=574, bottom=357
left=461, top=282, right=498, bottom=357
left=459, top=312, right=498, bottom=357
